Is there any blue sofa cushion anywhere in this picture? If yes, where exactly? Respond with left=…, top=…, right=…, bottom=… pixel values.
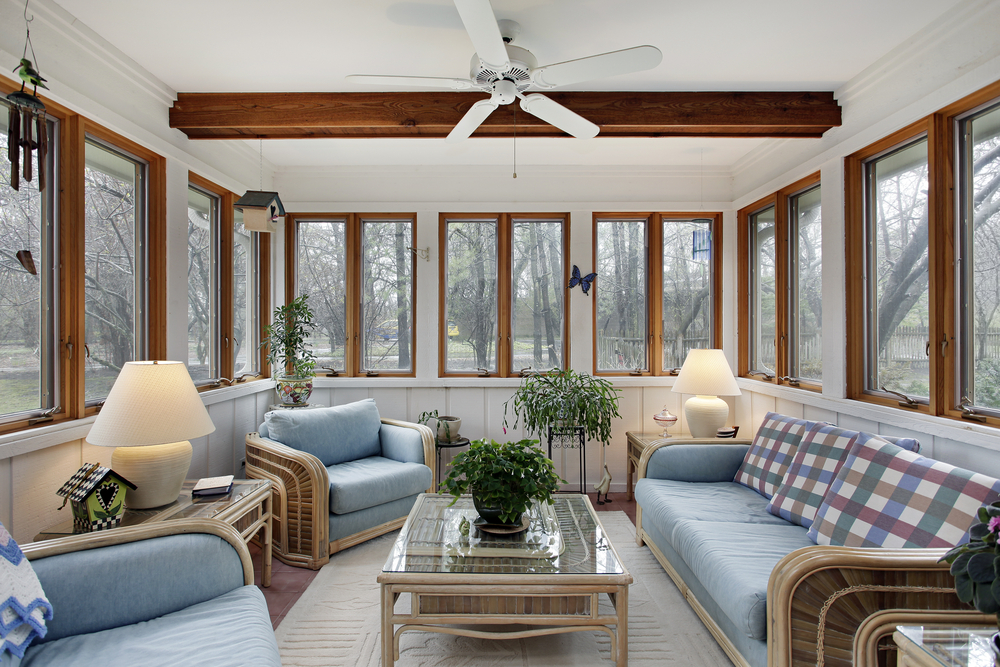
left=672, top=521, right=814, bottom=641
left=264, top=399, right=382, bottom=467
left=380, top=422, right=426, bottom=464
left=20, top=586, right=280, bottom=667
left=328, top=456, right=432, bottom=514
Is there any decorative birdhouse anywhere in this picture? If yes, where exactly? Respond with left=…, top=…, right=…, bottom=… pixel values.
left=235, top=190, right=284, bottom=233
left=56, top=463, right=136, bottom=533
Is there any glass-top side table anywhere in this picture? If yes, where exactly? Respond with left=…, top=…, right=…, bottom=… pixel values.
left=894, top=626, right=998, bottom=667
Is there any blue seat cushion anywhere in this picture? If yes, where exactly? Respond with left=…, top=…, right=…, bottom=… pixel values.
left=328, top=456, right=432, bottom=515
left=20, top=586, right=280, bottom=667
left=672, top=521, right=814, bottom=641
left=264, top=399, right=382, bottom=466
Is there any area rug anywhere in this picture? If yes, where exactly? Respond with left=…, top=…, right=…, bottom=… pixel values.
left=274, top=511, right=731, bottom=666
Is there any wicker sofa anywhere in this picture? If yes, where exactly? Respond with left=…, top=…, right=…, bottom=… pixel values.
left=634, top=414, right=997, bottom=667
left=9, top=519, right=280, bottom=666
left=245, top=399, right=434, bottom=569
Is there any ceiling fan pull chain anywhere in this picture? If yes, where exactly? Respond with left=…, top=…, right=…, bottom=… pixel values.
left=513, top=106, right=517, bottom=179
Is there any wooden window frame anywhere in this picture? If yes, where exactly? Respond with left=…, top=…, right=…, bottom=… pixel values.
left=593, top=212, right=723, bottom=377
left=438, top=212, right=569, bottom=378
left=288, top=213, right=417, bottom=379
left=738, top=172, right=821, bottom=391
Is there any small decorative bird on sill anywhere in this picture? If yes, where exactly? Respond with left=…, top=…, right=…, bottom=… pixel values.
left=14, top=58, right=48, bottom=94
left=594, top=464, right=612, bottom=505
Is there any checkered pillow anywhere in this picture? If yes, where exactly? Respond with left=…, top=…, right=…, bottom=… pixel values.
left=807, top=433, right=1000, bottom=548
left=733, top=412, right=810, bottom=499
left=766, top=423, right=860, bottom=528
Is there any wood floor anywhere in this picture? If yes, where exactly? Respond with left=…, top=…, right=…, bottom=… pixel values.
left=250, top=491, right=638, bottom=628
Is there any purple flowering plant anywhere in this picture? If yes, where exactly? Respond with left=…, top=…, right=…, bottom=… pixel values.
left=940, top=500, right=1000, bottom=622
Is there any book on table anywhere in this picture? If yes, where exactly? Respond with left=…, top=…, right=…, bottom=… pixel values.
left=192, top=475, right=234, bottom=497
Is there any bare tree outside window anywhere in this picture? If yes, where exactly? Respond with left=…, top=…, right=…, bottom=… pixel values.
left=511, top=219, right=564, bottom=372
left=361, top=219, right=413, bottom=371
left=445, top=219, right=497, bottom=372
left=83, top=141, right=142, bottom=402
left=233, top=210, right=258, bottom=377
left=962, top=103, right=1000, bottom=409
left=661, top=219, right=712, bottom=370
left=0, top=110, right=48, bottom=416
left=297, top=220, right=346, bottom=371
left=750, top=206, right=776, bottom=374
left=866, top=139, right=930, bottom=398
left=791, top=186, right=823, bottom=382
left=596, top=219, right=646, bottom=371
left=187, top=187, right=216, bottom=383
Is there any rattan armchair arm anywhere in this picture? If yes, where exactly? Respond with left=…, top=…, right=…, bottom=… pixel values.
left=245, top=431, right=330, bottom=570
left=767, top=544, right=978, bottom=667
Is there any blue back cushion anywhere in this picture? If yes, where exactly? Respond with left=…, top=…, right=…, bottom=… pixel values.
left=263, top=399, right=382, bottom=466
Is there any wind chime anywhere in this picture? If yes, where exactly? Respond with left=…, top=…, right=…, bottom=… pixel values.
left=5, top=0, right=48, bottom=192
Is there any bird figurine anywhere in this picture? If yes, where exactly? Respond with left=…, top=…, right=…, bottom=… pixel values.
left=14, top=58, right=48, bottom=94
left=594, top=464, right=612, bottom=505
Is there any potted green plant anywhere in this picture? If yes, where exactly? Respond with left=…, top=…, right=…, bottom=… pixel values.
left=440, top=438, right=564, bottom=525
left=502, top=368, right=622, bottom=448
left=417, top=409, right=462, bottom=442
left=940, top=500, right=1000, bottom=659
left=261, top=294, right=316, bottom=406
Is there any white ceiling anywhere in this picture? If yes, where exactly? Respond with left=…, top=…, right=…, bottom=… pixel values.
left=50, top=0, right=964, bottom=169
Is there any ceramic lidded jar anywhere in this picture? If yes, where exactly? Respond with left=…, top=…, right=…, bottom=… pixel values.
left=652, top=406, right=678, bottom=437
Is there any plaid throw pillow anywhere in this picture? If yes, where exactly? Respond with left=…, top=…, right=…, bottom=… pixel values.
left=807, top=434, right=1000, bottom=548
left=766, top=423, right=861, bottom=528
left=733, top=412, right=810, bottom=499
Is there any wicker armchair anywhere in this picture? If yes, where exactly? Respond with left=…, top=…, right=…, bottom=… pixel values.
left=245, top=403, right=434, bottom=570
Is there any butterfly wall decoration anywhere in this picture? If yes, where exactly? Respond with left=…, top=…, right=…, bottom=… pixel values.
left=567, top=265, right=597, bottom=295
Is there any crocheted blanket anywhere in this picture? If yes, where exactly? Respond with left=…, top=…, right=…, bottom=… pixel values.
left=0, top=523, right=51, bottom=658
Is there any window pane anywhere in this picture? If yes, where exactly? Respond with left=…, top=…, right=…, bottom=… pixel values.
left=750, top=206, right=776, bottom=374
left=867, top=139, right=930, bottom=398
left=187, top=187, right=217, bottom=383
left=0, top=108, right=52, bottom=417
left=662, top=219, right=712, bottom=370
left=963, top=103, right=1000, bottom=409
left=84, top=140, right=142, bottom=402
left=511, top=219, right=564, bottom=372
left=297, top=220, right=346, bottom=372
left=233, top=210, right=258, bottom=377
left=790, top=186, right=822, bottom=382
left=596, top=219, right=646, bottom=372
left=361, top=219, right=413, bottom=372
left=445, top=219, right=497, bottom=373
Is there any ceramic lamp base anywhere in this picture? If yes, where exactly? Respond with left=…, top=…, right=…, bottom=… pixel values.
left=683, top=395, right=730, bottom=438
left=112, top=440, right=192, bottom=509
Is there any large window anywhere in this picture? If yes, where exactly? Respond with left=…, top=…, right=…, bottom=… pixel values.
left=188, top=174, right=268, bottom=388
left=846, top=80, right=1000, bottom=425
left=441, top=214, right=565, bottom=376
left=739, top=174, right=822, bottom=389
left=292, top=214, right=415, bottom=377
left=595, top=214, right=721, bottom=375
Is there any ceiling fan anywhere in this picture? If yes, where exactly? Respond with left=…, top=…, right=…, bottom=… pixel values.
left=347, top=0, right=662, bottom=142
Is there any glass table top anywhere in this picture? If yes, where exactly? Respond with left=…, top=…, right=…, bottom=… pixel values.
left=383, top=494, right=625, bottom=575
left=896, top=626, right=998, bottom=667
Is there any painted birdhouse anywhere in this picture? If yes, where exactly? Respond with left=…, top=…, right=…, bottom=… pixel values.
left=234, top=190, right=284, bottom=233
left=56, top=463, right=136, bottom=533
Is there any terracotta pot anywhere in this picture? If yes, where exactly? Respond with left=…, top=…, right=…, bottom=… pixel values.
left=275, top=376, right=313, bottom=406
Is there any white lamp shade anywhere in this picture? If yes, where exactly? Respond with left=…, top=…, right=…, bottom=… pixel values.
left=86, top=361, right=215, bottom=447
left=670, top=349, right=742, bottom=397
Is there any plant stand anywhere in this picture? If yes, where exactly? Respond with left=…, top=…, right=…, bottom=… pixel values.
left=547, top=426, right=586, bottom=494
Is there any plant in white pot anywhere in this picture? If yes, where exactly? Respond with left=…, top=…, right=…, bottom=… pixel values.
left=418, top=410, right=462, bottom=442
left=261, top=294, right=316, bottom=406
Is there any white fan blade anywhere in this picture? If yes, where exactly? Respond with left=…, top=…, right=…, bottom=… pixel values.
left=446, top=98, right=499, bottom=142
left=519, top=94, right=599, bottom=139
left=347, top=74, right=479, bottom=90
left=531, top=45, right=662, bottom=88
left=453, top=0, right=510, bottom=73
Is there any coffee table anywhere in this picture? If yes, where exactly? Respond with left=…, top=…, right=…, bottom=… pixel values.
left=379, top=493, right=632, bottom=666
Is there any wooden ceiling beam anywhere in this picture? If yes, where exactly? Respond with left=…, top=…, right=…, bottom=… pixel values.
left=169, top=91, right=841, bottom=140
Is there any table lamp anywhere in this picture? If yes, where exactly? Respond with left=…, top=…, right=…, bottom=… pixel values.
left=670, top=349, right=742, bottom=438
left=85, top=360, right=215, bottom=509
